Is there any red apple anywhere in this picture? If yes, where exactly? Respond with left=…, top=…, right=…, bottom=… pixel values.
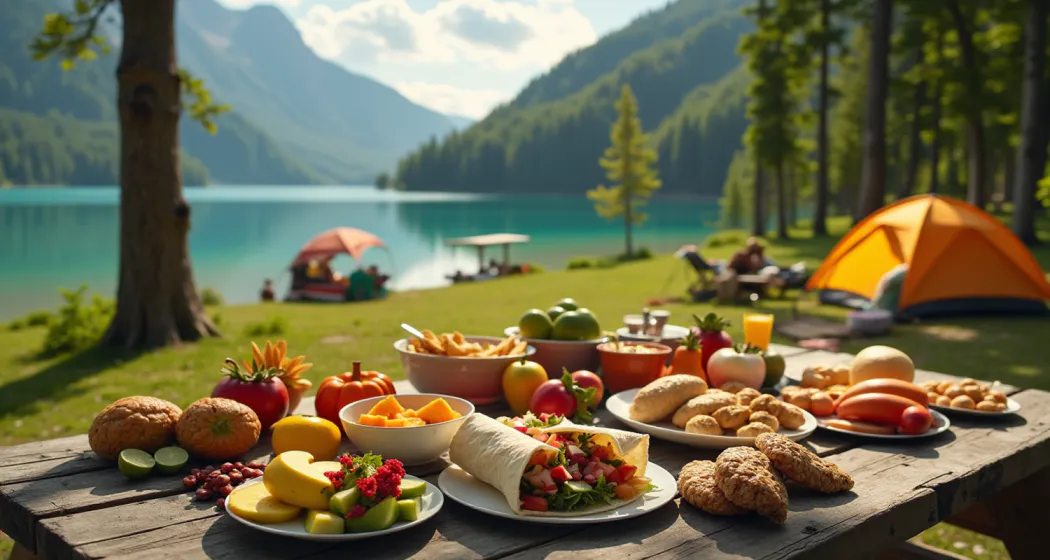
left=571, top=370, right=604, bottom=407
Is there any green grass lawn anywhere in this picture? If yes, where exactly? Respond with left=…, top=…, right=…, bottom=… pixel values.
left=1, top=214, right=1048, bottom=558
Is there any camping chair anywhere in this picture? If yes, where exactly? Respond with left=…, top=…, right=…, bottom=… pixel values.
left=670, top=246, right=719, bottom=302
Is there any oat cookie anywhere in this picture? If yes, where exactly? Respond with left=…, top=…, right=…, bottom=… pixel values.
left=677, top=460, right=746, bottom=516
left=714, top=447, right=788, bottom=522
left=755, top=433, right=854, bottom=493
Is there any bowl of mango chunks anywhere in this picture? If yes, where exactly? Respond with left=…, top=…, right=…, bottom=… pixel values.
left=339, top=394, right=474, bottom=466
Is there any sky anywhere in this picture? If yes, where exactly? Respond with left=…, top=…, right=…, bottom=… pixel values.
left=216, top=0, right=671, bottom=119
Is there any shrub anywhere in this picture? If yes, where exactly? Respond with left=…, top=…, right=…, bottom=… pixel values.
left=705, top=232, right=745, bottom=249
left=211, top=312, right=224, bottom=328
left=244, top=315, right=287, bottom=336
left=200, top=287, right=224, bottom=307
left=41, top=285, right=115, bottom=356
left=569, top=248, right=653, bottom=270
left=566, top=258, right=595, bottom=270
left=7, top=309, right=53, bottom=331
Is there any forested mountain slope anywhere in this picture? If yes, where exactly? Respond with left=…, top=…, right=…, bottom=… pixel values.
left=394, top=0, right=753, bottom=195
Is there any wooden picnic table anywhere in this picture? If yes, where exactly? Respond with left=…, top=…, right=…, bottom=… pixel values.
left=2, top=344, right=1049, bottom=560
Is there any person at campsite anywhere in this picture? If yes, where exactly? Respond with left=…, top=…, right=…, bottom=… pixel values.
left=729, top=238, right=765, bottom=275
left=347, top=267, right=375, bottom=301
left=368, top=265, right=391, bottom=298
left=260, top=279, right=275, bottom=302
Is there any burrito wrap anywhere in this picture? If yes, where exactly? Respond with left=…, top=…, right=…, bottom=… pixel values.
left=448, top=414, right=650, bottom=516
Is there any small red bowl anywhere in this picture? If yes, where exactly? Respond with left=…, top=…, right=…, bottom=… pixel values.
left=598, top=341, right=672, bottom=394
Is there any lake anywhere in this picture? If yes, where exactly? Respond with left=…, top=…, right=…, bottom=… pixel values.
left=0, top=186, right=722, bottom=320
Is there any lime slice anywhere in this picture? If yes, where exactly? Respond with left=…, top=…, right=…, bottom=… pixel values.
left=153, top=446, right=189, bottom=474
left=118, top=449, right=156, bottom=479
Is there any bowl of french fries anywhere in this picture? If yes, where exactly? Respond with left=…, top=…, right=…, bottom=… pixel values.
left=394, top=330, right=536, bottom=405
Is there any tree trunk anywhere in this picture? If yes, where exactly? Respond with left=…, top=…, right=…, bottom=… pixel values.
left=775, top=160, right=789, bottom=239
left=104, top=0, right=219, bottom=350
left=947, top=0, right=988, bottom=209
left=1012, top=0, right=1048, bottom=245
left=857, top=0, right=892, bottom=219
left=899, top=43, right=926, bottom=200
left=622, top=189, right=634, bottom=257
left=752, top=158, right=766, bottom=236
left=787, top=165, right=798, bottom=226
left=813, top=0, right=831, bottom=236
left=929, top=87, right=942, bottom=191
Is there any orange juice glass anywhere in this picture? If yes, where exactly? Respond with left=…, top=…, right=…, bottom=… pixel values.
left=743, top=314, right=774, bottom=351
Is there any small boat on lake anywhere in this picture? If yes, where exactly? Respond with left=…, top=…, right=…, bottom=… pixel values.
left=444, top=233, right=532, bottom=283
left=284, top=227, right=392, bottom=302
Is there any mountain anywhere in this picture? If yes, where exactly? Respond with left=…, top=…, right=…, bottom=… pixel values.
left=176, top=0, right=458, bottom=183
left=0, top=0, right=459, bottom=186
left=394, top=0, right=753, bottom=195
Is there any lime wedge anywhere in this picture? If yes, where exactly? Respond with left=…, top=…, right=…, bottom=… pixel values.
left=118, top=449, right=156, bottom=479
left=153, top=446, right=189, bottom=474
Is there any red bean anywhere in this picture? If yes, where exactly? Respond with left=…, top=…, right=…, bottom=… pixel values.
left=219, top=484, right=234, bottom=497
left=216, top=474, right=231, bottom=486
left=233, top=462, right=245, bottom=469
left=247, top=461, right=265, bottom=469
left=194, top=488, right=214, bottom=501
left=220, top=463, right=234, bottom=474
left=182, top=476, right=198, bottom=489
left=229, top=472, right=244, bottom=485
left=216, top=498, right=225, bottom=509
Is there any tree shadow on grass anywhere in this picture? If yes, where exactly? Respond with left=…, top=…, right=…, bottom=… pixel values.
left=0, top=345, right=143, bottom=421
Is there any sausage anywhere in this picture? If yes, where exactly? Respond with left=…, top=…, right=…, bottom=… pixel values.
left=833, top=379, right=928, bottom=410
left=835, top=393, right=922, bottom=425
left=825, top=418, right=897, bottom=435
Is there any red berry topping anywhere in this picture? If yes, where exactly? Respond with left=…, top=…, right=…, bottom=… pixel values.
left=345, top=505, right=367, bottom=519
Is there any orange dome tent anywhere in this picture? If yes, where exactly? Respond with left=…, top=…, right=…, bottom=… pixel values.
left=290, top=227, right=386, bottom=267
left=806, top=195, right=1050, bottom=318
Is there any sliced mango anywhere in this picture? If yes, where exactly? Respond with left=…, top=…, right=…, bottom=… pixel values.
left=227, top=481, right=302, bottom=524
left=402, top=409, right=418, bottom=418
left=385, top=418, right=407, bottom=427
left=403, top=417, right=426, bottom=427
left=416, top=397, right=457, bottom=425
left=367, top=395, right=405, bottom=419
left=357, top=414, right=388, bottom=427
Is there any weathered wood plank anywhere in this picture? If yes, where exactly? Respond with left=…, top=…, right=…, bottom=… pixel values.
left=500, top=389, right=1050, bottom=560
left=0, top=437, right=106, bottom=486
left=71, top=476, right=585, bottom=560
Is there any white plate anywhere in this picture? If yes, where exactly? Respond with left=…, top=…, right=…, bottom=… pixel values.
left=225, top=475, right=442, bottom=541
left=930, top=397, right=1021, bottom=417
left=438, top=461, right=675, bottom=524
left=816, top=409, right=951, bottom=440
left=605, top=389, right=818, bottom=449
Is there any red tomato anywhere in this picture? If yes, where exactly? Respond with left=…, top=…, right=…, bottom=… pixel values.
left=617, top=464, right=637, bottom=481
left=550, top=466, right=571, bottom=482
left=212, top=376, right=288, bottom=430
left=899, top=405, right=933, bottom=435
left=521, top=495, right=549, bottom=511
left=571, top=370, right=604, bottom=407
left=529, top=379, right=577, bottom=417
left=590, top=445, right=611, bottom=461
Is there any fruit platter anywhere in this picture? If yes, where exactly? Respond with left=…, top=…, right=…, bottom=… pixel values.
left=225, top=451, right=443, bottom=541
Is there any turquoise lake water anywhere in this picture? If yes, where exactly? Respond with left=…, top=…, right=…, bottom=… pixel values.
left=0, top=186, right=722, bottom=320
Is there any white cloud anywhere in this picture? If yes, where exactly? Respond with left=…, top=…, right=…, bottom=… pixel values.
left=295, top=0, right=597, bottom=116
left=394, top=81, right=512, bottom=119
left=222, top=0, right=302, bottom=8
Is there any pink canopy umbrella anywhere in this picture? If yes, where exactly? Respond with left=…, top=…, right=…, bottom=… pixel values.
left=290, top=227, right=386, bottom=267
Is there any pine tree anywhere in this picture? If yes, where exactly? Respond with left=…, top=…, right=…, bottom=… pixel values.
left=587, top=84, right=662, bottom=259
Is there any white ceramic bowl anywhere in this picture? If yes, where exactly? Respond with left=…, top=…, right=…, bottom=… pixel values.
left=503, top=326, right=607, bottom=378
left=339, top=394, right=474, bottom=466
left=393, top=336, right=536, bottom=404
